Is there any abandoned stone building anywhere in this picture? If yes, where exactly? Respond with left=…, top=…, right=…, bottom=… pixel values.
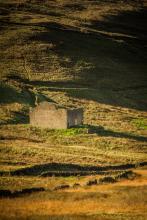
left=29, top=101, right=83, bottom=129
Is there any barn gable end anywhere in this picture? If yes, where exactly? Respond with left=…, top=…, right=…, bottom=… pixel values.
left=29, top=102, right=83, bottom=129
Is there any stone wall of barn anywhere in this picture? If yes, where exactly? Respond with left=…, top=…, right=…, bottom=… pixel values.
left=67, top=108, right=83, bottom=128
left=30, top=102, right=83, bottom=129
left=30, top=102, right=68, bottom=129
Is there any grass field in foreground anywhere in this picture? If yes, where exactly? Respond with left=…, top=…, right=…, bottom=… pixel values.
left=0, top=169, right=147, bottom=220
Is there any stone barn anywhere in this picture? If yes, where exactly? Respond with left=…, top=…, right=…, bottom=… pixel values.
left=29, top=101, right=83, bottom=129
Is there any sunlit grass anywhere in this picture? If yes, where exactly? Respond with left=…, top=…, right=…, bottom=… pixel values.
left=132, top=118, right=147, bottom=130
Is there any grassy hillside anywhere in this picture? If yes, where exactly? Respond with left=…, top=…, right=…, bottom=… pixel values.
left=0, top=0, right=147, bottom=219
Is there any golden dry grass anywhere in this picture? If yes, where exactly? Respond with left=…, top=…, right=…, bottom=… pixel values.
left=0, top=170, right=147, bottom=219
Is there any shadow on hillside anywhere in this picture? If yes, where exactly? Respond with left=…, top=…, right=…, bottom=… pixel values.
left=0, top=82, right=34, bottom=105
left=0, top=83, right=21, bottom=104
left=0, top=79, right=55, bottom=125
left=0, top=187, right=45, bottom=198
left=2, top=2, right=147, bottom=43
left=25, top=80, right=147, bottom=111
left=26, top=7, right=147, bottom=45
left=85, top=125, right=147, bottom=142
left=0, top=82, right=31, bottom=124
left=1, top=161, right=146, bottom=177
left=28, top=80, right=90, bottom=88
left=28, top=20, right=147, bottom=110
left=85, top=7, right=147, bottom=44
left=2, top=110, right=29, bottom=125
left=1, top=5, right=147, bottom=111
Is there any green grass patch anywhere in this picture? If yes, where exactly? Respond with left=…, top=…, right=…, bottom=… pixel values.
left=132, top=118, right=147, bottom=130
left=30, top=126, right=89, bottom=138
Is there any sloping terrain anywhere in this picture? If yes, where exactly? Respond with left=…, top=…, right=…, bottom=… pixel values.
left=0, top=0, right=147, bottom=219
